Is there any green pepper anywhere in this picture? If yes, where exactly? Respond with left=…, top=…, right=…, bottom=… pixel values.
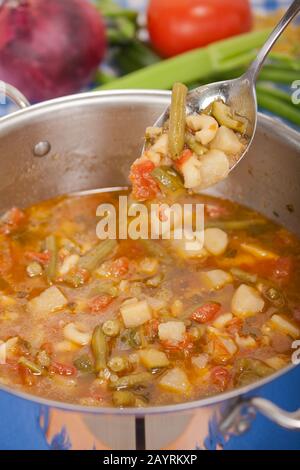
left=110, top=372, right=152, bottom=390
left=112, top=390, right=135, bottom=407
left=212, top=101, right=246, bottom=133
left=18, top=357, right=43, bottom=375
left=151, top=166, right=184, bottom=196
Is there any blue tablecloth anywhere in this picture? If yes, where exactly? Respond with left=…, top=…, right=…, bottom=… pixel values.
left=0, top=0, right=299, bottom=451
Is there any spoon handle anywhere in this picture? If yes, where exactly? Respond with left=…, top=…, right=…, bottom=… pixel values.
left=246, top=0, right=300, bottom=82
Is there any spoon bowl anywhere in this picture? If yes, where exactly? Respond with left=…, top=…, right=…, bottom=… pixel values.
left=147, top=0, right=300, bottom=174
left=153, top=73, right=257, bottom=172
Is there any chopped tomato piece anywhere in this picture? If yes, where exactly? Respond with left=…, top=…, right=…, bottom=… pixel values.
left=110, top=257, right=129, bottom=277
left=175, top=149, right=193, bottom=171
left=162, top=334, right=194, bottom=355
left=49, top=361, right=77, bottom=376
left=129, top=160, right=160, bottom=201
left=243, top=257, right=293, bottom=286
left=19, top=364, right=36, bottom=386
left=226, top=318, right=243, bottom=336
left=191, top=302, right=221, bottom=324
left=0, top=208, right=26, bottom=235
left=25, top=251, right=50, bottom=265
left=88, top=294, right=114, bottom=314
left=41, top=342, right=53, bottom=355
left=210, top=366, right=230, bottom=391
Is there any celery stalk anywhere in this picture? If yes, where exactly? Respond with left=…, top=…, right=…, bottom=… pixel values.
left=257, top=89, right=300, bottom=126
left=97, top=29, right=271, bottom=91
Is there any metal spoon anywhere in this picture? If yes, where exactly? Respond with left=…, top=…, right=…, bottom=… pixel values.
left=148, top=0, right=300, bottom=173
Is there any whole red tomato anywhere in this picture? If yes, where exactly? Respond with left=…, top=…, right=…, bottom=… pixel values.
left=147, top=0, right=252, bottom=58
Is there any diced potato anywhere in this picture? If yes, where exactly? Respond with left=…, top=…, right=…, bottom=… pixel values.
left=120, top=298, right=152, bottom=328
left=63, top=323, right=92, bottom=346
left=194, top=115, right=219, bottom=145
left=151, top=133, right=168, bottom=155
left=210, top=126, right=244, bottom=155
left=270, top=314, right=300, bottom=339
left=170, top=229, right=208, bottom=259
left=27, top=286, right=68, bottom=316
left=213, top=313, right=233, bottom=329
left=204, top=228, right=228, bottom=256
left=146, top=150, right=161, bottom=166
left=240, top=242, right=278, bottom=260
left=264, top=356, right=288, bottom=370
left=231, top=284, right=264, bottom=318
left=198, top=150, right=229, bottom=189
left=158, top=321, right=186, bottom=343
left=159, top=367, right=191, bottom=394
left=191, top=353, right=209, bottom=370
left=139, top=257, right=159, bottom=276
left=171, top=299, right=184, bottom=317
left=186, top=114, right=205, bottom=131
left=5, top=337, right=19, bottom=357
left=218, top=336, right=238, bottom=356
left=0, top=341, right=5, bottom=364
left=235, top=333, right=257, bottom=349
left=139, top=349, right=169, bottom=369
left=54, top=340, right=80, bottom=353
left=181, top=154, right=202, bottom=189
left=200, top=269, right=233, bottom=290
left=59, top=254, right=79, bottom=276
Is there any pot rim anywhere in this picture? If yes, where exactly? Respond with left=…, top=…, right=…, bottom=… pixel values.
left=0, top=89, right=299, bottom=415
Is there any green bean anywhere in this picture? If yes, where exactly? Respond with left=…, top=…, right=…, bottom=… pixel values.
left=73, top=354, right=93, bottom=373
left=110, top=372, right=152, bottom=390
left=108, top=356, right=128, bottom=373
left=102, top=320, right=120, bottom=337
left=151, top=166, right=184, bottom=195
left=91, top=326, right=107, bottom=372
left=168, top=82, right=188, bottom=159
left=206, top=219, right=266, bottom=231
left=78, top=239, right=118, bottom=272
left=230, top=268, right=257, bottom=284
left=185, top=132, right=207, bottom=156
left=112, top=390, right=135, bottom=407
left=45, top=235, right=57, bottom=281
left=18, top=357, right=43, bottom=375
left=259, top=284, right=285, bottom=308
left=91, top=280, right=119, bottom=297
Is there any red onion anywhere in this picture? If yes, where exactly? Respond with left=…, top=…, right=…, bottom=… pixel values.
left=0, top=0, right=106, bottom=102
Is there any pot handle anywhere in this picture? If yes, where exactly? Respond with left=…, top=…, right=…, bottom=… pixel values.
left=219, top=397, right=300, bottom=436
left=0, top=81, right=30, bottom=110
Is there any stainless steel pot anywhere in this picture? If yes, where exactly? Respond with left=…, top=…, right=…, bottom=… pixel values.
left=0, top=84, right=300, bottom=450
